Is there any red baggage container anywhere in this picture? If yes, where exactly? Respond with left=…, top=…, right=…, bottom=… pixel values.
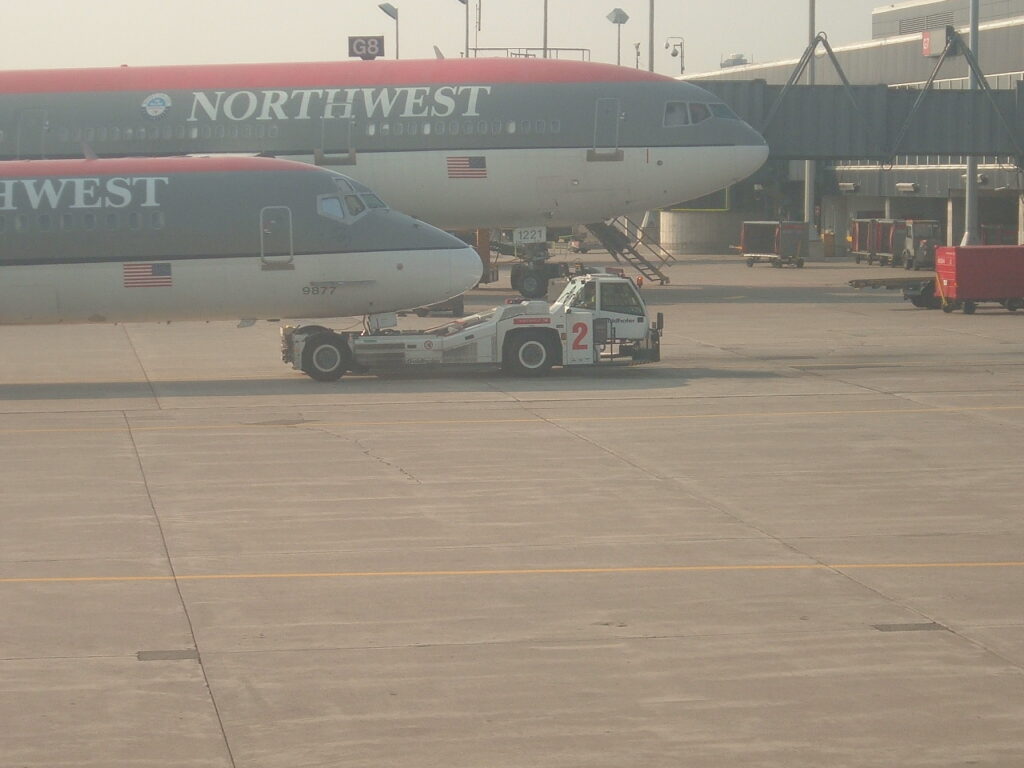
left=934, top=246, right=1024, bottom=313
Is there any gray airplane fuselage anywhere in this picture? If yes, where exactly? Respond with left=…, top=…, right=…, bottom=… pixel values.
left=0, top=58, right=768, bottom=229
left=0, top=155, right=480, bottom=324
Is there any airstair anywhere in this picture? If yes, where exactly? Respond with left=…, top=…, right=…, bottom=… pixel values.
left=585, top=216, right=674, bottom=285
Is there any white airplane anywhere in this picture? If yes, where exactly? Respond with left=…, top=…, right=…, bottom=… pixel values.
left=0, top=155, right=480, bottom=358
left=1, top=57, right=768, bottom=293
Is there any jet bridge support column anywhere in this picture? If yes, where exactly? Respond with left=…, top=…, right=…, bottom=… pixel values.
left=1018, top=194, right=1024, bottom=246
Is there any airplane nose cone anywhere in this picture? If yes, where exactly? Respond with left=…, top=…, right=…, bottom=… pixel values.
left=731, top=142, right=770, bottom=184
left=450, top=244, right=482, bottom=297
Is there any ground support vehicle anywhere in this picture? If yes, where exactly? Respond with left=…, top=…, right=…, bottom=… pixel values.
left=735, top=221, right=807, bottom=267
left=850, top=218, right=908, bottom=266
left=933, top=245, right=1024, bottom=314
left=848, top=276, right=941, bottom=308
left=900, top=220, right=942, bottom=271
left=281, top=273, right=663, bottom=381
left=877, top=219, right=908, bottom=266
left=849, top=218, right=880, bottom=265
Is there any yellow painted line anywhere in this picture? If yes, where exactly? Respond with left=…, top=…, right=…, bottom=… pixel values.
left=2, top=403, right=1024, bottom=436
left=2, top=399, right=1024, bottom=436
left=2, top=561, right=1023, bottom=585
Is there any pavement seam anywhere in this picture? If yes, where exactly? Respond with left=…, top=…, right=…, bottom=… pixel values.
left=119, top=325, right=161, bottom=410
left=122, top=411, right=239, bottom=768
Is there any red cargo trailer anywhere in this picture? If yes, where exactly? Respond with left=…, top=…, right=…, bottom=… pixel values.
left=849, top=219, right=879, bottom=264
left=876, top=219, right=907, bottom=267
left=736, top=221, right=807, bottom=267
left=934, top=246, right=1024, bottom=313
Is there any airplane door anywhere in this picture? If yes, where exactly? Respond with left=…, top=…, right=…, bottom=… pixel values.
left=590, top=98, right=623, bottom=162
left=260, top=206, right=294, bottom=270
left=315, top=116, right=356, bottom=166
left=16, top=110, right=48, bottom=158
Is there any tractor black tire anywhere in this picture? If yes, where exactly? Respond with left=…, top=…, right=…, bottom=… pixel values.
left=503, top=330, right=556, bottom=376
left=301, top=332, right=351, bottom=382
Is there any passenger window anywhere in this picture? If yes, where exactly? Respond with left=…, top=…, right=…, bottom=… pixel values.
left=599, top=282, right=644, bottom=316
left=689, top=103, right=712, bottom=124
left=61, top=213, right=74, bottom=230
left=318, top=195, right=346, bottom=220
left=0, top=216, right=5, bottom=232
left=344, top=195, right=366, bottom=216
left=570, top=281, right=596, bottom=310
left=83, top=213, right=96, bottom=231
left=664, top=102, right=690, bottom=127
left=710, top=103, right=739, bottom=120
left=38, top=213, right=52, bottom=231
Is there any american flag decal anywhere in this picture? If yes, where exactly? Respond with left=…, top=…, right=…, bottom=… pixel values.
left=446, top=156, right=487, bottom=179
left=123, top=262, right=172, bottom=287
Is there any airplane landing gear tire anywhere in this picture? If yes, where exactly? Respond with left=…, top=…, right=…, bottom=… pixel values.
left=301, top=332, right=351, bottom=381
left=519, top=270, right=549, bottom=299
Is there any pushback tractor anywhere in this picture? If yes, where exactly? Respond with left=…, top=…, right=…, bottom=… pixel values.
left=282, top=273, right=663, bottom=381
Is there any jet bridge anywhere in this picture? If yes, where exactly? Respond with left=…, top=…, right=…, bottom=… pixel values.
left=697, top=31, right=1024, bottom=163
left=700, top=80, right=1024, bottom=161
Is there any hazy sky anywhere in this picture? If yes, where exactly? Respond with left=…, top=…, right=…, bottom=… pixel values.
left=4, top=1, right=889, bottom=75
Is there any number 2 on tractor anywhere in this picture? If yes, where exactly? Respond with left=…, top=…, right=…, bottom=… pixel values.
left=572, top=322, right=589, bottom=350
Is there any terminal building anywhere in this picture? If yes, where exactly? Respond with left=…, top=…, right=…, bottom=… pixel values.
left=665, top=0, right=1024, bottom=254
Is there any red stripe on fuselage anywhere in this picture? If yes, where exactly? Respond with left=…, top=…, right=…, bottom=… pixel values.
left=0, top=156, right=318, bottom=178
left=0, top=57, right=672, bottom=94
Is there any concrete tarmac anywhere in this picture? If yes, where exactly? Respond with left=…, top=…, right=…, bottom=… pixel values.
left=2, top=254, right=1023, bottom=767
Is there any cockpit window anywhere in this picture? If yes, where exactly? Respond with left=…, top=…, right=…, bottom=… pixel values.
left=689, top=103, right=712, bottom=124
left=361, top=194, right=387, bottom=209
left=663, top=101, right=690, bottom=127
left=334, top=178, right=354, bottom=193
left=710, top=103, right=739, bottom=120
left=318, top=195, right=345, bottom=221
left=344, top=194, right=366, bottom=216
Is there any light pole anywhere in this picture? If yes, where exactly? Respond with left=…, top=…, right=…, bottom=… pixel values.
left=804, top=0, right=815, bottom=234
left=543, top=0, right=549, bottom=59
left=633, top=41, right=641, bottom=69
left=457, top=0, right=469, bottom=58
left=607, top=8, right=629, bottom=67
left=961, top=0, right=980, bottom=245
left=648, top=0, right=654, bottom=72
left=665, top=36, right=684, bottom=74
left=378, top=2, right=399, bottom=59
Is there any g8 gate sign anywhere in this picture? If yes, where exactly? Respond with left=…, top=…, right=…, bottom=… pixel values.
left=349, top=36, right=385, bottom=60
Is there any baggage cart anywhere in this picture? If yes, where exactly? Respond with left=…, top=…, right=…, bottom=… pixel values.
left=735, top=221, right=807, bottom=267
left=934, top=246, right=1024, bottom=313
